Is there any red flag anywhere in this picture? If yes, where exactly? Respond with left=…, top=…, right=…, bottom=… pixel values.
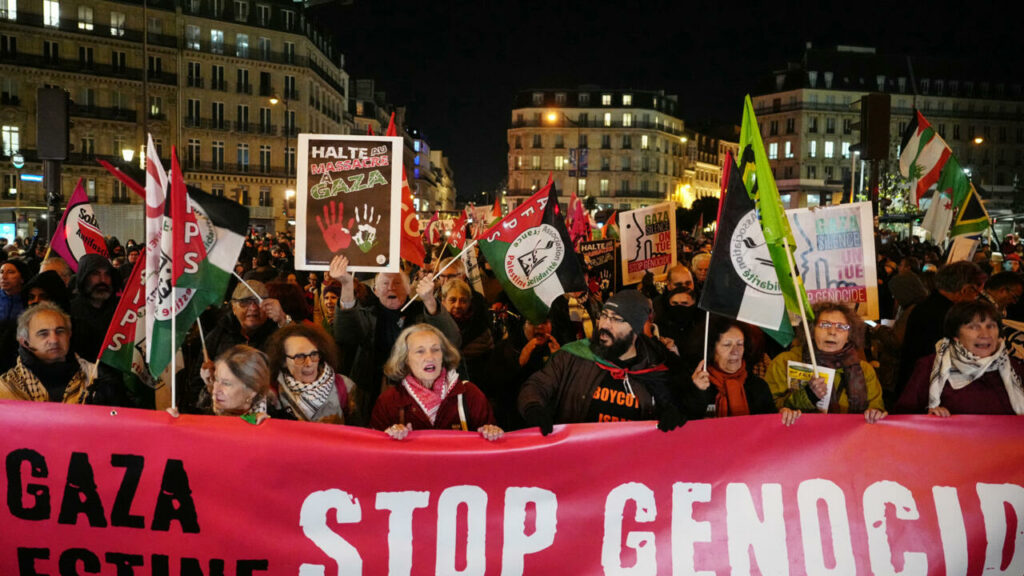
left=169, top=147, right=204, bottom=281
left=447, top=210, right=468, bottom=251
left=385, top=112, right=397, bottom=137
left=367, top=125, right=375, bottom=135
left=568, top=192, right=590, bottom=247
left=96, top=159, right=146, bottom=199
left=398, top=169, right=425, bottom=267
left=427, top=211, right=440, bottom=245
left=49, top=178, right=108, bottom=272
left=491, top=196, right=502, bottom=221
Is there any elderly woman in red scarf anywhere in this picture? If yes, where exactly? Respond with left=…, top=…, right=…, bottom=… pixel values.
left=370, top=323, right=503, bottom=441
left=691, top=317, right=800, bottom=424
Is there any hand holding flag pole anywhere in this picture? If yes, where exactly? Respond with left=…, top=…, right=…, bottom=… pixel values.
left=401, top=239, right=479, bottom=312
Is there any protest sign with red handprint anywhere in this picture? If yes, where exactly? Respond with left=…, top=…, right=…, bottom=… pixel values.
left=316, top=200, right=354, bottom=252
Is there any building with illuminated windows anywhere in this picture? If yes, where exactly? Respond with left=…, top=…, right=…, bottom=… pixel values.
left=507, top=87, right=690, bottom=212
left=752, top=43, right=1024, bottom=210
left=0, top=0, right=352, bottom=237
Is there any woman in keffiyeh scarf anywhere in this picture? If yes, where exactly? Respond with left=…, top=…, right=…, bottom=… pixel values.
left=895, top=300, right=1024, bottom=416
left=766, top=301, right=887, bottom=423
left=370, top=324, right=502, bottom=441
left=266, top=323, right=357, bottom=425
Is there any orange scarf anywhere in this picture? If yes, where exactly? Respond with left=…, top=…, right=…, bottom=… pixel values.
left=708, top=363, right=750, bottom=417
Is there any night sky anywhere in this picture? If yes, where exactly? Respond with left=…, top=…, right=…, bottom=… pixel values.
left=322, top=0, right=1022, bottom=201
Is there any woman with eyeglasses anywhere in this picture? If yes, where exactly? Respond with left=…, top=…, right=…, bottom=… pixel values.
left=894, top=300, right=1024, bottom=416
left=265, top=323, right=357, bottom=425
left=766, top=301, right=886, bottom=423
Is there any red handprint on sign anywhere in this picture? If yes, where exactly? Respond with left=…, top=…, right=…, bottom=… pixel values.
left=316, top=200, right=355, bottom=252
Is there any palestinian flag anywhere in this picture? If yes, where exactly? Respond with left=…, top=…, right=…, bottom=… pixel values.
left=98, top=254, right=156, bottom=388
left=899, top=110, right=952, bottom=203
left=937, top=156, right=991, bottom=238
left=479, top=182, right=586, bottom=323
left=49, top=178, right=108, bottom=271
left=147, top=150, right=248, bottom=379
left=699, top=151, right=793, bottom=345
left=604, top=210, right=620, bottom=240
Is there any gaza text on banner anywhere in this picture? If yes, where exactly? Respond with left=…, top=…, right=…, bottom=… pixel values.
left=786, top=201, right=879, bottom=320
left=3, top=401, right=1023, bottom=575
left=619, top=201, right=677, bottom=285
left=295, top=135, right=404, bottom=272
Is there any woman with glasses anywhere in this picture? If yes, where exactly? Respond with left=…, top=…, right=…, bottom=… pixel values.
left=265, top=323, right=357, bottom=425
left=766, top=301, right=886, bottom=422
left=371, top=323, right=502, bottom=441
left=894, top=300, right=1024, bottom=416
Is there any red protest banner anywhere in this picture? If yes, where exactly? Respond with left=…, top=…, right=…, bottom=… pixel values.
left=2, top=400, right=1023, bottom=575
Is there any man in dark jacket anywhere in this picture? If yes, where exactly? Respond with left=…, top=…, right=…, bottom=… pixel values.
left=69, top=254, right=121, bottom=361
left=518, top=289, right=686, bottom=434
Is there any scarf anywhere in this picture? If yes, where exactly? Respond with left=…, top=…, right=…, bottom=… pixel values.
left=279, top=364, right=336, bottom=421
left=804, top=342, right=867, bottom=413
left=18, top=346, right=84, bottom=402
left=708, top=363, right=750, bottom=417
left=402, top=368, right=459, bottom=425
left=929, top=338, right=1024, bottom=414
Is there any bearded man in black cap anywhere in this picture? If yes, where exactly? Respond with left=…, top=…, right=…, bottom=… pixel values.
left=518, top=289, right=686, bottom=435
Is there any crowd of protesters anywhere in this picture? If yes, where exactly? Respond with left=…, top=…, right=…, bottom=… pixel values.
left=1, top=225, right=1022, bottom=437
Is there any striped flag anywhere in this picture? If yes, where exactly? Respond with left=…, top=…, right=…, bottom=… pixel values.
left=479, top=181, right=586, bottom=323
left=899, top=110, right=952, bottom=203
left=698, top=151, right=793, bottom=345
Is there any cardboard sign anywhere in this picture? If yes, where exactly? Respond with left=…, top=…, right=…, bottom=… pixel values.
left=786, top=202, right=879, bottom=319
left=295, top=135, right=403, bottom=272
left=620, top=202, right=677, bottom=285
left=579, top=239, right=617, bottom=292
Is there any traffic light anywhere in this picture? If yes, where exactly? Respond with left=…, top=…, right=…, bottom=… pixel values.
left=36, top=87, right=70, bottom=160
left=854, top=93, right=890, bottom=161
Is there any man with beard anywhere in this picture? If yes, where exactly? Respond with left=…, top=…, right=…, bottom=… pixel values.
left=69, top=254, right=121, bottom=361
left=518, top=289, right=686, bottom=434
left=329, top=254, right=460, bottom=421
left=0, top=302, right=125, bottom=404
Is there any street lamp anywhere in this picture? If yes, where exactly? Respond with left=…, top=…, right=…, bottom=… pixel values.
left=285, top=188, right=295, bottom=226
left=545, top=110, right=586, bottom=197
left=121, top=148, right=135, bottom=163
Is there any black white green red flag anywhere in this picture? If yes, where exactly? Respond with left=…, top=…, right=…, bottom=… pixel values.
left=698, top=151, right=794, bottom=346
left=146, top=149, right=248, bottom=379
left=478, top=182, right=585, bottom=323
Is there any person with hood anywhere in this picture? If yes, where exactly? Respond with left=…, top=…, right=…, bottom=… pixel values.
left=0, top=258, right=29, bottom=323
left=69, top=253, right=121, bottom=361
left=518, top=289, right=687, bottom=434
left=23, top=270, right=71, bottom=312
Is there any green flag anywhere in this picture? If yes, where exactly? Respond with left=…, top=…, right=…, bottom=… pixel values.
left=738, top=95, right=813, bottom=322
left=938, top=156, right=991, bottom=238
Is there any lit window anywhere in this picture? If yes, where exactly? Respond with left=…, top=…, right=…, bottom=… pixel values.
left=601, top=94, right=611, bottom=106
left=414, top=140, right=421, bottom=152
left=824, top=141, right=834, bottom=159
left=43, top=0, right=59, bottom=27
left=809, top=141, right=817, bottom=158
left=236, top=34, right=248, bottom=58
left=414, top=168, right=420, bottom=179
left=2, top=125, right=19, bottom=155
left=2, top=0, right=16, bottom=20
left=641, top=135, right=649, bottom=150
left=600, top=179, right=609, bottom=193
left=603, top=113, right=611, bottom=127
left=185, top=25, right=201, bottom=50
left=110, top=11, right=124, bottom=36
left=77, top=5, right=92, bottom=30
left=841, top=142, right=850, bottom=159
left=622, top=113, right=632, bottom=127
left=413, top=155, right=420, bottom=166
left=531, top=156, right=540, bottom=169
left=211, top=30, right=224, bottom=54
left=768, top=142, right=778, bottom=160
left=785, top=141, right=793, bottom=159
left=623, top=94, right=632, bottom=106
left=554, top=156, right=565, bottom=170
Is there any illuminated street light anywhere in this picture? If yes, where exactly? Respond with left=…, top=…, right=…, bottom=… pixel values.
left=121, top=148, right=135, bottom=163
left=974, top=136, right=984, bottom=145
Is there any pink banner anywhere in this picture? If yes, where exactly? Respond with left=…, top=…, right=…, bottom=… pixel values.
left=2, top=400, right=1023, bottom=575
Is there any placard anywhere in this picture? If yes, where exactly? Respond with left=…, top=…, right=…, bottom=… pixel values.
left=295, top=135, right=403, bottom=272
left=619, top=201, right=676, bottom=285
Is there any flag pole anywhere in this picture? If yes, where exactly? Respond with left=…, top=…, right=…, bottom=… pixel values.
left=232, top=272, right=265, bottom=303
left=782, top=236, right=817, bottom=372
left=401, top=239, right=478, bottom=312
left=702, top=311, right=710, bottom=370
left=196, top=316, right=210, bottom=363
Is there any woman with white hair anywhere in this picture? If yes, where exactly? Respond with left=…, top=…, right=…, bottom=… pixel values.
left=371, top=323, right=502, bottom=441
